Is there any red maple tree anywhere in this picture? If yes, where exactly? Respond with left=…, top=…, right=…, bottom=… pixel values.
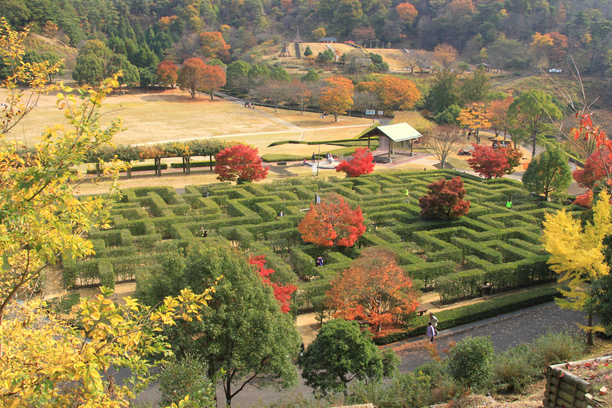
left=573, top=147, right=612, bottom=189
left=468, top=144, right=508, bottom=179
left=326, top=247, right=420, bottom=333
left=249, top=255, right=297, bottom=313
left=297, top=193, right=366, bottom=247
left=419, top=176, right=470, bottom=220
left=214, top=144, right=269, bottom=183
left=335, top=148, right=375, bottom=177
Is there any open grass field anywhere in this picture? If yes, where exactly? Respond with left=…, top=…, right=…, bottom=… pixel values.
left=5, top=88, right=374, bottom=150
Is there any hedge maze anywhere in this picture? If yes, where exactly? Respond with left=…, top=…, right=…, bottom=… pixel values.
left=65, top=170, right=582, bottom=307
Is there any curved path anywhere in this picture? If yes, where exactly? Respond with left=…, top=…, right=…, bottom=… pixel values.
left=131, top=301, right=587, bottom=407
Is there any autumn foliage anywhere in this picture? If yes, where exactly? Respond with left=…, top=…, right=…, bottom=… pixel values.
left=468, top=144, right=522, bottom=179
left=419, top=176, right=470, bottom=220
left=177, top=57, right=207, bottom=98
left=319, top=76, right=354, bottom=122
left=396, top=3, right=418, bottom=24
left=156, top=60, right=178, bottom=89
left=326, top=247, right=419, bottom=333
left=573, top=147, right=612, bottom=190
left=297, top=193, right=366, bottom=247
left=249, top=255, right=297, bottom=313
left=335, top=147, right=375, bottom=177
left=214, top=144, right=269, bottom=183
left=199, top=31, right=230, bottom=62
left=200, top=64, right=226, bottom=99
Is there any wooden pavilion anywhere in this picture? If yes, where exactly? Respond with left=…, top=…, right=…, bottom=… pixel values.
left=358, top=122, right=423, bottom=162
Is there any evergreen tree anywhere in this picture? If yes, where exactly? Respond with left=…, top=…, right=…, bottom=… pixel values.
left=136, top=241, right=301, bottom=408
left=522, top=144, right=572, bottom=200
left=426, top=70, right=460, bottom=114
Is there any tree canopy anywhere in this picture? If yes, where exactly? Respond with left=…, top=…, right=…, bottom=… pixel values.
left=298, top=319, right=397, bottom=394
left=327, top=247, right=419, bottom=333
left=522, top=144, right=572, bottom=200
left=297, top=193, right=366, bottom=247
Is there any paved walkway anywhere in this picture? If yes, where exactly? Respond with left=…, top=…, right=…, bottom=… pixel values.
left=131, top=301, right=589, bottom=407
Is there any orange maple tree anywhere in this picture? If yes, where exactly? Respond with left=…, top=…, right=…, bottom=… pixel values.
left=199, top=31, right=230, bottom=62
left=177, top=57, right=207, bottom=98
left=547, top=31, right=568, bottom=67
left=249, top=255, right=297, bottom=313
left=200, top=64, right=226, bottom=100
left=378, top=76, right=421, bottom=110
left=297, top=193, right=366, bottom=247
left=319, top=76, right=354, bottom=122
left=326, top=247, right=419, bottom=333
left=396, top=3, right=418, bottom=25
left=335, top=147, right=375, bottom=177
left=156, top=60, right=178, bottom=89
left=458, top=102, right=491, bottom=144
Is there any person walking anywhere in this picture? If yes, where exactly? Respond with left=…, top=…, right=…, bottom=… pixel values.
left=429, top=312, right=439, bottom=336
left=426, top=322, right=435, bottom=343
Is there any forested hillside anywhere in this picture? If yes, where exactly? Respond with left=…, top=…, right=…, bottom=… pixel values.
left=2, top=0, right=612, bottom=75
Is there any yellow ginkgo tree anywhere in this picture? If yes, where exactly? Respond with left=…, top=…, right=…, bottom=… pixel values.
left=0, top=19, right=214, bottom=407
left=541, top=190, right=612, bottom=345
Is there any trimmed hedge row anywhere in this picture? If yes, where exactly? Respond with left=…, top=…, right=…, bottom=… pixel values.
left=68, top=170, right=577, bottom=315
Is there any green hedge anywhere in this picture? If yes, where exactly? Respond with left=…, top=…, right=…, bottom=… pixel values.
left=98, top=260, right=115, bottom=290
left=170, top=160, right=215, bottom=168
left=290, top=247, right=317, bottom=278
left=436, top=269, right=486, bottom=303
left=374, top=285, right=560, bottom=345
left=403, top=261, right=456, bottom=289
left=87, top=163, right=168, bottom=174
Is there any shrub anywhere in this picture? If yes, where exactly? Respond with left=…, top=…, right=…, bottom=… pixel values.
left=446, top=336, right=495, bottom=389
left=158, top=355, right=216, bottom=408
left=347, top=371, right=433, bottom=407
left=527, top=331, right=586, bottom=369
left=492, top=344, right=540, bottom=393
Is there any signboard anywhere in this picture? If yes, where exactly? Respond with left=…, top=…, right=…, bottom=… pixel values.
left=377, top=110, right=384, bottom=116
left=365, top=110, right=375, bottom=116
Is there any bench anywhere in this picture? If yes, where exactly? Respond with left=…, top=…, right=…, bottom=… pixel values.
left=416, top=307, right=428, bottom=316
left=277, top=162, right=287, bottom=166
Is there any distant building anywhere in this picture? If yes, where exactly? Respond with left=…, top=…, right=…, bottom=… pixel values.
left=318, top=37, right=337, bottom=43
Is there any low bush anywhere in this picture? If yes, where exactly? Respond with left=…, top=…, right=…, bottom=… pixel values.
left=347, top=371, right=434, bottom=407
left=446, top=336, right=495, bottom=389
left=527, top=331, right=587, bottom=369
left=492, top=344, right=541, bottom=393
